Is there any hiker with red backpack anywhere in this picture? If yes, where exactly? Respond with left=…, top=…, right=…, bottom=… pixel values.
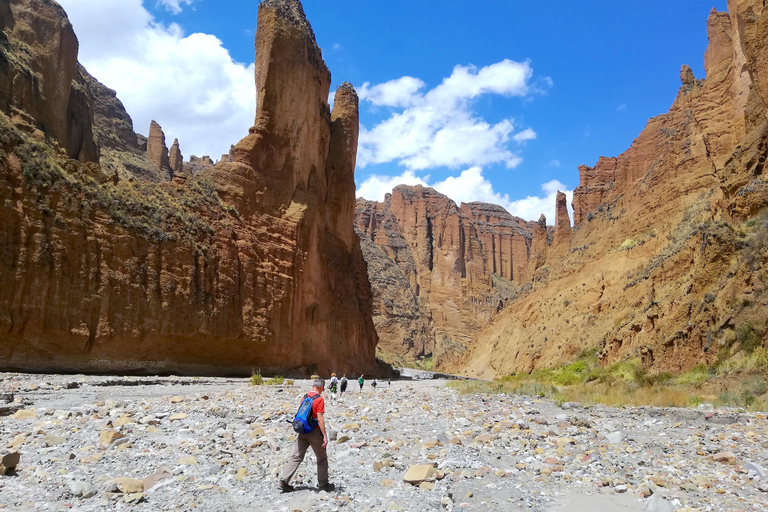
left=279, top=377, right=335, bottom=492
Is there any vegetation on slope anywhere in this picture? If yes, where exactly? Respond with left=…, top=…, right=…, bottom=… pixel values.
left=1, top=111, right=240, bottom=245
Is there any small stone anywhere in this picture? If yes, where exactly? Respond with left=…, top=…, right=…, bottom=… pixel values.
left=419, top=481, right=435, bottom=490
left=98, top=429, right=124, bottom=449
left=605, top=431, right=623, bottom=444
left=142, top=469, right=172, bottom=490
left=373, top=461, right=385, bottom=472
left=169, top=413, right=188, bottom=422
left=43, top=434, right=66, bottom=447
left=114, top=477, right=144, bottom=494
left=747, top=461, right=767, bottom=479
left=474, top=433, right=494, bottom=443
left=11, top=409, right=37, bottom=420
left=403, top=464, right=436, bottom=485
left=381, top=479, right=396, bottom=488
left=337, top=435, right=350, bottom=444
left=644, top=494, right=675, bottom=512
left=68, top=481, right=98, bottom=498
left=614, top=484, right=627, bottom=493
left=124, top=492, right=146, bottom=503
left=0, top=451, right=21, bottom=475
left=177, top=456, right=198, bottom=466
left=711, top=451, right=737, bottom=465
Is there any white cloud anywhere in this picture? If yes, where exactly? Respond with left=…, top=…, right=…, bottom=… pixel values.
left=357, top=60, right=539, bottom=171
left=549, top=160, right=561, bottom=168
left=356, top=171, right=428, bottom=202
left=358, top=76, right=426, bottom=108
left=356, top=167, right=572, bottom=223
left=59, top=0, right=255, bottom=160
left=505, top=180, right=573, bottom=224
left=157, top=0, right=195, bottom=15
left=513, top=128, right=536, bottom=143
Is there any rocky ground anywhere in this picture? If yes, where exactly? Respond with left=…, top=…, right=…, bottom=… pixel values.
left=0, top=373, right=766, bottom=511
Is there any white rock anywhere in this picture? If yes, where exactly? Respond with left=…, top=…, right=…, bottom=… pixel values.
left=644, top=494, right=674, bottom=512
left=747, top=461, right=767, bottom=480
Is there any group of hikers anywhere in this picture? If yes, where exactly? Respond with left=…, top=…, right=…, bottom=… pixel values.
left=278, top=372, right=391, bottom=493
left=326, top=373, right=386, bottom=398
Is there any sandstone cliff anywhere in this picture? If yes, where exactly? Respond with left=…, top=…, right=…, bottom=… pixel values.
left=460, top=0, right=768, bottom=378
left=0, top=0, right=377, bottom=376
left=356, top=186, right=533, bottom=367
left=0, top=0, right=97, bottom=163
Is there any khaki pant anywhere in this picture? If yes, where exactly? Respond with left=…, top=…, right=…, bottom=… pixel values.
left=279, top=428, right=328, bottom=486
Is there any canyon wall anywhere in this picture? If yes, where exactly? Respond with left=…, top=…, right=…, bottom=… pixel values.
left=0, top=0, right=377, bottom=376
left=459, top=0, right=768, bottom=378
left=356, top=186, right=541, bottom=367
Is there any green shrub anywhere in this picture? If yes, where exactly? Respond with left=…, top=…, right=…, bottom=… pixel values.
left=266, top=375, right=285, bottom=385
left=249, top=371, right=264, bottom=386
left=675, top=365, right=712, bottom=386
left=736, top=322, right=763, bottom=354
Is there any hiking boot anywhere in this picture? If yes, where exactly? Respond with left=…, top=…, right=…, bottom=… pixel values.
left=278, top=480, right=294, bottom=493
left=317, top=482, right=335, bottom=492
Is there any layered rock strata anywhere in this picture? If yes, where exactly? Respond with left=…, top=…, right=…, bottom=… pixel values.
left=460, top=0, right=768, bottom=378
left=146, top=120, right=172, bottom=181
left=169, top=138, right=183, bottom=177
left=356, top=186, right=535, bottom=366
left=0, top=0, right=98, bottom=162
left=0, top=0, right=377, bottom=376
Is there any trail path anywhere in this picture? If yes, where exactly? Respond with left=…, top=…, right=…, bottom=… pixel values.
left=0, top=373, right=765, bottom=511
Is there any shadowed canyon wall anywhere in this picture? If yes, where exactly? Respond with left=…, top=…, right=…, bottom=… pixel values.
left=0, top=0, right=377, bottom=376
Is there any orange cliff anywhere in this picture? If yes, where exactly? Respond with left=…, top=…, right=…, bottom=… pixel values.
left=0, top=0, right=377, bottom=376
left=355, top=185, right=544, bottom=367
left=459, top=0, right=768, bottom=379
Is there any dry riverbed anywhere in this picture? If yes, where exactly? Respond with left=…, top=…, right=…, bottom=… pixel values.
left=0, top=373, right=766, bottom=511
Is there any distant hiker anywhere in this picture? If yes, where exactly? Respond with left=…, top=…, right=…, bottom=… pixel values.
left=279, top=377, right=334, bottom=492
left=371, top=378, right=377, bottom=390
left=358, top=374, right=365, bottom=392
left=387, top=378, right=391, bottom=387
left=329, top=373, right=338, bottom=400
left=339, top=374, right=348, bottom=397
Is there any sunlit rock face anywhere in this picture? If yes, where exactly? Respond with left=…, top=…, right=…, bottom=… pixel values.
left=0, top=0, right=378, bottom=376
left=356, top=186, right=539, bottom=368
left=460, top=0, right=768, bottom=379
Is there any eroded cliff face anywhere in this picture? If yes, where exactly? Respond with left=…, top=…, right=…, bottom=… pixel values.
left=460, top=0, right=768, bottom=378
left=356, top=186, right=531, bottom=367
left=0, top=0, right=377, bottom=376
left=0, top=0, right=97, bottom=163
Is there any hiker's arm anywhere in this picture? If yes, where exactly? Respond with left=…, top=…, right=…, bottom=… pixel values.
left=318, top=413, right=328, bottom=448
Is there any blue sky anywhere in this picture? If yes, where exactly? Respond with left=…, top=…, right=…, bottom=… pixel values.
left=59, top=0, right=727, bottom=221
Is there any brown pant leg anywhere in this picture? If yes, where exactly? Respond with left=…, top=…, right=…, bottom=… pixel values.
left=279, top=433, right=310, bottom=485
left=306, top=428, right=329, bottom=485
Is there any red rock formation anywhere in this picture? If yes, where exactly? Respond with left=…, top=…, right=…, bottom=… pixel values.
left=0, top=0, right=377, bottom=376
left=146, top=120, right=172, bottom=180
left=553, top=191, right=571, bottom=244
left=460, top=0, right=768, bottom=378
left=169, top=138, right=183, bottom=177
left=356, top=186, right=527, bottom=366
left=0, top=0, right=97, bottom=162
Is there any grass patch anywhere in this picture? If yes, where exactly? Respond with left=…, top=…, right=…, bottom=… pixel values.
left=249, top=371, right=264, bottom=386
left=448, top=349, right=768, bottom=411
left=265, top=375, right=285, bottom=385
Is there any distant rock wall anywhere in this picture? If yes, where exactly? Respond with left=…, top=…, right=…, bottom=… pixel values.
left=356, top=186, right=533, bottom=366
